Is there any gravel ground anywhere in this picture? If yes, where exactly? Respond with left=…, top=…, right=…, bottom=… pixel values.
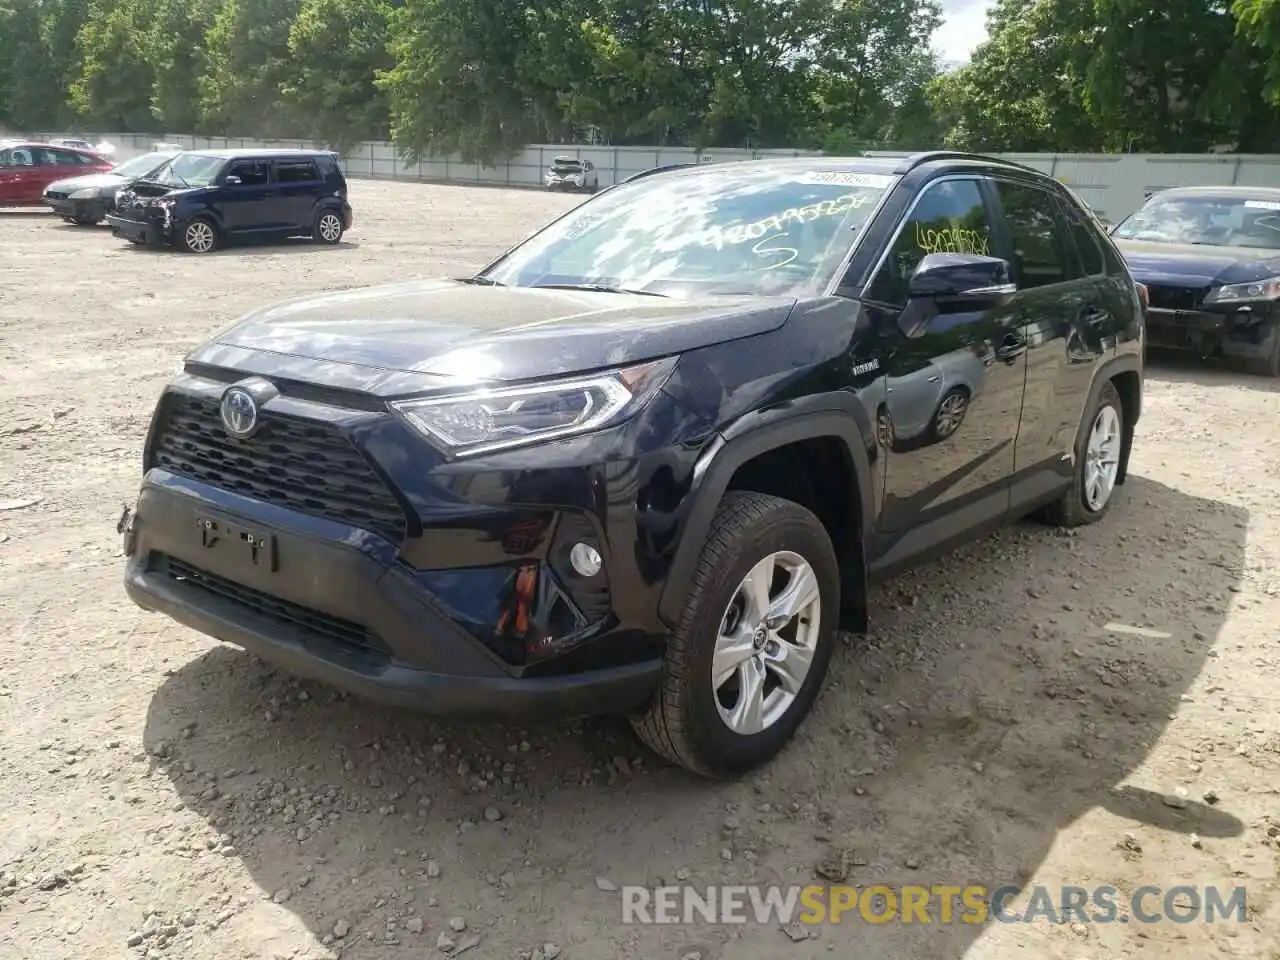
left=2, top=181, right=1279, bottom=960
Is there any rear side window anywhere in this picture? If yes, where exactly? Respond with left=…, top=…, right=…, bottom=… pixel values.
left=1057, top=199, right=1106, bottom=276
left=276, top=160, right=319, bottom=183
left=993, top=180, right=1077, bottom=288
left=867, top=177, right=994, bottom=305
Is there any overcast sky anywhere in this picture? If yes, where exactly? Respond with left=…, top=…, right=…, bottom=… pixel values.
left=934, top=0, right=994, bottom=63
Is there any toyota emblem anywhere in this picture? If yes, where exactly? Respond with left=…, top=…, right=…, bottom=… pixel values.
left=219, top=386, right=259, bottom=439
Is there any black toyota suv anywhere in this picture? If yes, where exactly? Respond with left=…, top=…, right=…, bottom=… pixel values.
left=120, top=152, right=1145, bottom=778
left=106, top=148, right=352, bottom=253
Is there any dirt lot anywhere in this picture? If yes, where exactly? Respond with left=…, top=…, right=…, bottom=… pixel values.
left=2, top=180, right=1279, bottom=960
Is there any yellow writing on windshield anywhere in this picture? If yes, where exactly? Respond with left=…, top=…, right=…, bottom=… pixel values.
left=702, top=192, right=874, bottom=250
left=914, top=222, right=989, bottom=256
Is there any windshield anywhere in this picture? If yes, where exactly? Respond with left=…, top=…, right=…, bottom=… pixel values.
left=551, top=159, right=583, bottom=172
left=147, top=153, right=224, bottom=188
left=1112, top=195, right=1280, bottom=250
left=111, top=152, right=173, bottom=178
left=483, top=166, right=897, bottom=297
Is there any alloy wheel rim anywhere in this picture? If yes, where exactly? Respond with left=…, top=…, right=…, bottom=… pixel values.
left=319, top=214, right=341, bottom=242
left=936, top=392, right=967, bottom=437
left=712, top=550, right=821, bottom=736
left=186, top=222, right=214, bottom=252
left=1083, top=404, right=1121, bottom=511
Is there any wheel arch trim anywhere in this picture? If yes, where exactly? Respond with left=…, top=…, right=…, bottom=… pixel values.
left=1086, top=352, right=1142, bottom=485
left=656, top=395, right=878, bottom=628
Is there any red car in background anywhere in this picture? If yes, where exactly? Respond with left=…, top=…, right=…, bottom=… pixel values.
left=0, top=141, right=114, bottom=207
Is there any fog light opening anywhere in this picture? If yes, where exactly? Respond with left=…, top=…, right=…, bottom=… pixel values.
left=569, top=542, right=603, bottom=577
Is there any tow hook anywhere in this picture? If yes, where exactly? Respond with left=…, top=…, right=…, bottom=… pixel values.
left=118, top=502, right=136, bottom=555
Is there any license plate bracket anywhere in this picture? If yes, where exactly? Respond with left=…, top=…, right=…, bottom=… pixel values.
left=195, top=513, right=278, bottom=572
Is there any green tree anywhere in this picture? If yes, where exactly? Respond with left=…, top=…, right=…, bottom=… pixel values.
left=199, top=0, right=302, bottom=136
left=71, top=0, right=157, bottom=129
left=0, top=0, right=85, bottom=131
left=1235, top=0, right=1280, bottom=104
left=929, top=0, right=1099, bottom=152
left=379, top=0, right=540, bottom=163
left=1083, top=0, right=1275, bottom=151
left=148, top=0, right=216, bottom=131
left=281, top=0, right=393, bottom=150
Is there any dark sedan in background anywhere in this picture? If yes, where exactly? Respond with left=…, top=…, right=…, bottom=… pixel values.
left=1111, top=185, right=1280, bottom=376
left=42, top=150, right=179, bottom=225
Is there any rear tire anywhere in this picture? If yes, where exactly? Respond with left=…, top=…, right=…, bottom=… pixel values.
left=630, top=491, right=840, bottom=778
left=313, top=209, right=344, bottom=245
left=1040, top=380, right=1124, bottom=527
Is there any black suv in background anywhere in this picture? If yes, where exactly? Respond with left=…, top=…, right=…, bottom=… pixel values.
left=106, top=148, right=352, bottom=253
left=120, top=152, right=1144, bottom=777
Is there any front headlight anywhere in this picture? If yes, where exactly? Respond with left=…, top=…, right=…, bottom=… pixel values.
left=1203, top=276, right=1280, bottom=305
left=70, top=187, right=100, bottom=199
left=390, top=358, right=677, bottom=457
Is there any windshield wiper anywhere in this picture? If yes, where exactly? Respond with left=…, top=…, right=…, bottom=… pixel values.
left=531, top=282, right=667, bottom=297
left=455, top=276, right=505, bottom=286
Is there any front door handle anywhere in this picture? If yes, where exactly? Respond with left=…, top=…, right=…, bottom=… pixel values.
left=995, top=333, right=1026, bottom=363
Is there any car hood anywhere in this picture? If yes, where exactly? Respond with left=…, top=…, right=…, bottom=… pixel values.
left=45, top=172, right=128, bottom=193
left=1113, top=238, right=1280, bottom=287
left=189, top=279, right=796, bottom=395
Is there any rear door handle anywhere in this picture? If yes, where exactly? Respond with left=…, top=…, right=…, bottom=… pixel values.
left=1081, top=306, right=1109, bottom=326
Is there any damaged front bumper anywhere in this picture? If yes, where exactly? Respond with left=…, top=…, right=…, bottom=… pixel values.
left=1143, top=303, right=1280, bottom=362
left=106, top=211, right=169, bottom=246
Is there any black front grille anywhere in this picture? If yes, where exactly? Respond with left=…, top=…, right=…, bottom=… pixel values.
left=157, top=554, right=390, bottom=657
left=150, top=393, right=408, bottom=543
left=45, top=190, right=68, bottom=199
left=1146, top=284, right=1207, bottom=312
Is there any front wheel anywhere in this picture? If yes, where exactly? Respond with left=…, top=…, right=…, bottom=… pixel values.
left=1246, top=325, right=1280, bottom=377
left=179, top=218, right=218, bottom=254
left=313, top=209, right=344, bottom=245
left=1041, top=380, right=1125, bottom=527
left=630, top=491, right=840, bottom=777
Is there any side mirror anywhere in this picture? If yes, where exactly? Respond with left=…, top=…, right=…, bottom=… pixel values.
left=894, top=253, right=1015, bottom=338
left=907, top=252, right=1015, bottom=301
left=224, top=175, right=241, bottom=186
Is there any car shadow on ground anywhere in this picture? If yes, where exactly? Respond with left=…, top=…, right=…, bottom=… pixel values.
left=1145, top=350, right=1280, bottom=392
left=144, top=474, right=1245, bottom=959
left=117, top=236, right=357, bottom=256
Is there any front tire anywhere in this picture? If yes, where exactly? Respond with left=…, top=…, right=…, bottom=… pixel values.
left=1246, top=325, right=1280, bottom=377
left=179, top=218, right=218, bottom=254
left=630, top=491, right=840, bottom=778
left=313, top=209, right=344, bottom=245
left=1041, top=380, right=1124, bottom=527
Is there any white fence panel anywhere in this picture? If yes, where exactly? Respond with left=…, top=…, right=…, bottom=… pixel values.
left=29, top=132, right=1280, bottom=220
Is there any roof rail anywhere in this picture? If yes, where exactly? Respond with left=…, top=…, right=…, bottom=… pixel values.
left=620, top=162, right=700, bottom=184
left=891, top=150, right=1042, bottom=176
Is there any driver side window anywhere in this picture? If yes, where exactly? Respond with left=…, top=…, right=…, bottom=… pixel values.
left=867, top=178, right=993, bottom=306
left=225, top=160, right=270, bottom=186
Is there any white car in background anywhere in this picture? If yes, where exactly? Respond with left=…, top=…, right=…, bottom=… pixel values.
left=543, top=156, right=599, bottom=193
left=49, top=136, right=117, bottom=158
